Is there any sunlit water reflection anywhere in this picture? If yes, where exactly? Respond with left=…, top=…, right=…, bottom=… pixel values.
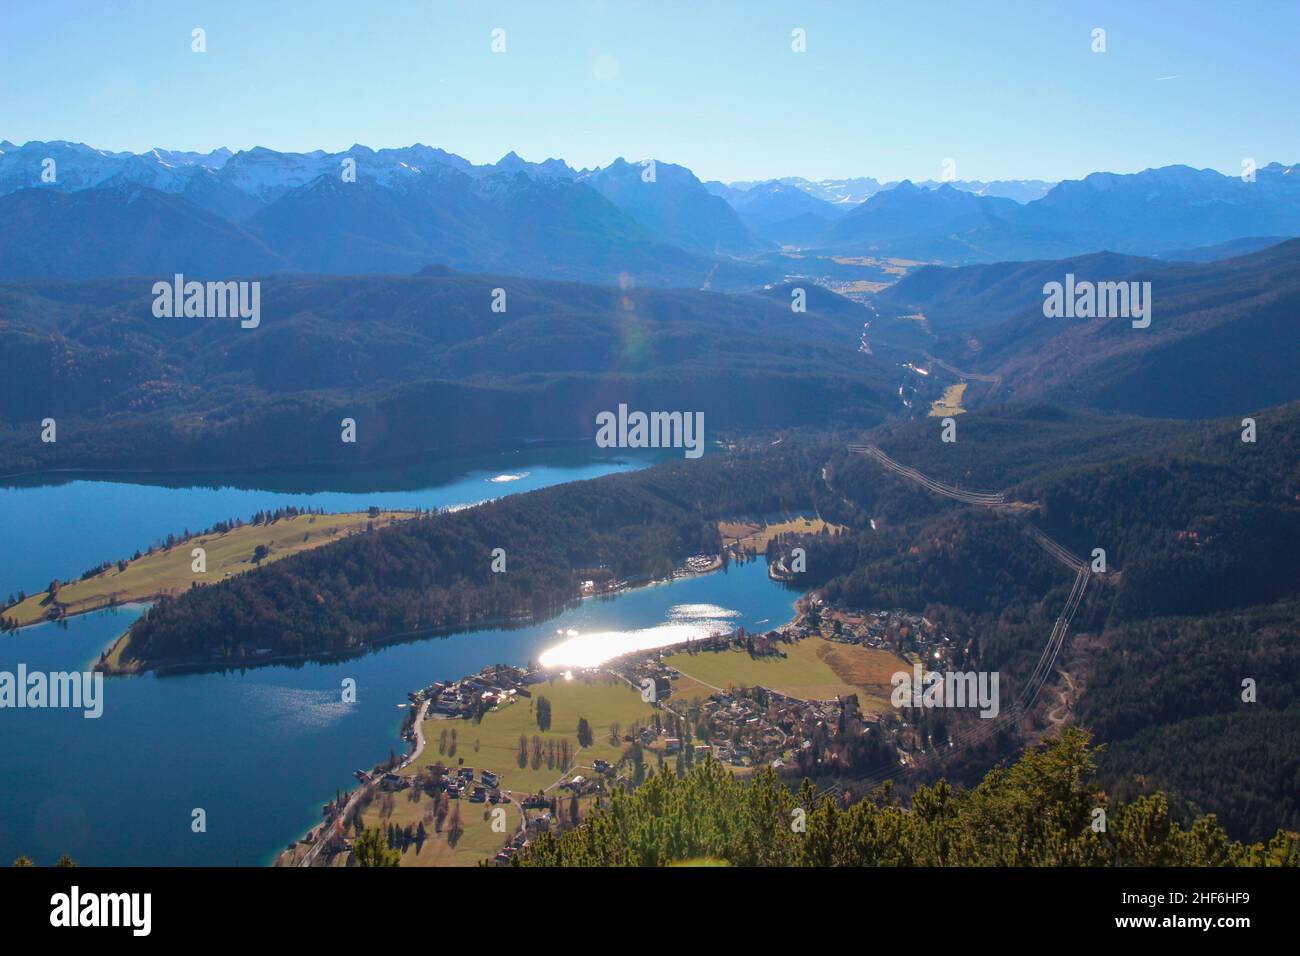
left=538, top=602, right=740, bottom=668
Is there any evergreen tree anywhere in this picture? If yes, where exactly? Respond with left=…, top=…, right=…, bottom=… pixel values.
left=353, top=827, right=400, bottom=867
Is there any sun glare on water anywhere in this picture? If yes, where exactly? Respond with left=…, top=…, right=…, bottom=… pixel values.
left=538, top=604, right=740, bottom=669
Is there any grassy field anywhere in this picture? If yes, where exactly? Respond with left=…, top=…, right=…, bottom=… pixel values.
left=718, top=515, right=847, bottom=552
left=831, top=280, right=891, bottom=294
left=665, top=673, right=723, bottom=707
left=666, top=637, right=905, bottom=711
left=407, top=675, right=657, bottom=797
left=333, top=771, right=617, bottom=868
left=345, top=675, right=656, bottom=866
left=929, top=382, right=968, bottom=417
left=828, top=255, right=923, bottom=276
left=331, top=784, right=524, bottom=868
left=310, top=646, right=895, bottom=868
left=5, top=510, right=416, bottom=627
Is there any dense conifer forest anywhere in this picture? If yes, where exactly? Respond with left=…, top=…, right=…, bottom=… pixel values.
left=516, top=730, right=1300, bottom=867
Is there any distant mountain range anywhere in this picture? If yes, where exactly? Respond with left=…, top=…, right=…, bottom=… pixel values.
left=708, top=175, right=1056, bottom=205
left=1, top=139, right=1297, bottom=284
left=812, top=164, right=1300, bottom=262
left=0, top=141, right=773, bottom=288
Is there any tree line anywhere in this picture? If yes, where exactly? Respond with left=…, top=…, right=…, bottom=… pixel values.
left=516, top=729, right=1299, bottom=867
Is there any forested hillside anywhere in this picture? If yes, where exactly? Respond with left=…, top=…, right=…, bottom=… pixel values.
left=802, top=403, right=1300, bottom=839
left=967, top=240, right=1300, bottom=417
left=1077, top=601, right=1300, bottom=840
left=0, top=271, right=887, bottom=473
left=866, top=240, right=1300, bottom=420
left=517, top=730, right=1299, bottom=866
left=118, top=441, right=831, bottom=670
left=868, top=250, right=1164, bottom=342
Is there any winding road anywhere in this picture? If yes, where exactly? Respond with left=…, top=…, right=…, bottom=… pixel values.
left=817, top=444, right=1095, bottom=799
left=297, top=697, right=430, bottom=867
left=847, top=444, right=1007, bottom=506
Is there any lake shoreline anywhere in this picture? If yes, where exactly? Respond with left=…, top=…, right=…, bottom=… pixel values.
left=97, top=557, right=743, bottom=678
left=0, top=449, right=684, bottom=867
left=0, top=437, right=628, bottom=489
left=4, top=509, right=424, bottom=632
left=280, top=558, right=805, bottom=868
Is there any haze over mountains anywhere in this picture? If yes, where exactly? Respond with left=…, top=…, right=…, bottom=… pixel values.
left=1, top=139, right=1297, bottom=286
left=709, top=175, right=1056, bottom=206
left=705, top=175, right=1055, bottom=246
left=0, top=141, right=766, bottom=288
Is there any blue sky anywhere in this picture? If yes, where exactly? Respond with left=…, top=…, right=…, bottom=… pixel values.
left=2, top=0, right=1296, bottom=183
